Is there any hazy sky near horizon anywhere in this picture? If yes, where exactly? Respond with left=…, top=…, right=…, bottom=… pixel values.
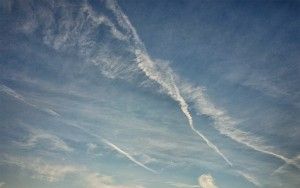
left=0, top=0, right=300, bottom=188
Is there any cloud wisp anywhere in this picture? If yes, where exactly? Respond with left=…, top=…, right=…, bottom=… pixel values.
left=14, top=126, right=73, bottom=152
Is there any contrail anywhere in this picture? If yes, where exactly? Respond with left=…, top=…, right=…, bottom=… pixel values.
left=0, top=84, right=60, bottom=117
left=63, top=122, right=157, bottom=173
left=180, top=83, right=298, bottom=168
left=0, top=84, right=27, bottom=103
left=106, top=0, right=298, bottom=170
left=102, top=139, right=157, bottom=173
left=271, top=154, right=300, bottom=175
left=217, top=125, right=293, bottom=165
left=136, top=52, right=232, bottom=166
left=105, top=0, right=232, bottom=166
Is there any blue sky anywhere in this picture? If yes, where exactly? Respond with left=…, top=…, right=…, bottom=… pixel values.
left=0, top=0, right=299, bottom=187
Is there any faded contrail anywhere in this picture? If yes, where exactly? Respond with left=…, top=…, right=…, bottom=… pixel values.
left=63, top=122, right=156, bottom=173
left=0, top=84, right=60, bottom=117
left=0, top=84, right=27, bottom=103
left=236, top=170, right=261, bottom=187
left=105, top=0, right=232, bottom=166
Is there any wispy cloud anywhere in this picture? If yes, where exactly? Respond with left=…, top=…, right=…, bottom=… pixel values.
left=84, top=172, right=145, bottom=188
left=87, top=143, right=98, bottom=154
left=198, top=174, right=218, bottom=188
left=14, top=126, right=73, bottom=152
left=80, top=1, right=128, bottom=41
left=0, top=155, right=79, bottom=182
left=105, top=0, right=142, bottom=47
left=38, top=0, right=127, bottom=52
left=0, top=154, right=145, bottom=188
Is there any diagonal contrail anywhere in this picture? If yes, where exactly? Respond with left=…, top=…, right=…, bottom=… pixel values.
left=180, top=84, right=298, bottom=168
left=272, top=154, right=300, bottom=175
left=0, top=84, right=60, bottom=117
left=105, top=0, right=232, bottom=166
left=64, top=122, right=156, bottom=173
left=102, top=139, right=157, bottom=173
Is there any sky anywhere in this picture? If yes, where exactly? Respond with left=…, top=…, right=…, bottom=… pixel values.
left=0, top=0, right=299, bottom=187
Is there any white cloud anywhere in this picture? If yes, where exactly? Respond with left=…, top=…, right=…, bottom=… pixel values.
left=0, top=154, right=144, bottom=188
left=198, top=174, right=218, bottom=188
left=87, top=143, right=97, bottom=153
left=84, top=172, right=145, bottom=188
left=166, top=181, right=200, bottom=188
left=0, top=182, right=5, bottom=188
left=1, top=155, right=79, bottom=182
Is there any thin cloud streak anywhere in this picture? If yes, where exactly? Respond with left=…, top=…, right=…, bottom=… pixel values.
left=0, top=84, right=60, bottom=117
left=102, top=139, right=157, bottom=174
left=236, top=171, right=261, bottom=187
